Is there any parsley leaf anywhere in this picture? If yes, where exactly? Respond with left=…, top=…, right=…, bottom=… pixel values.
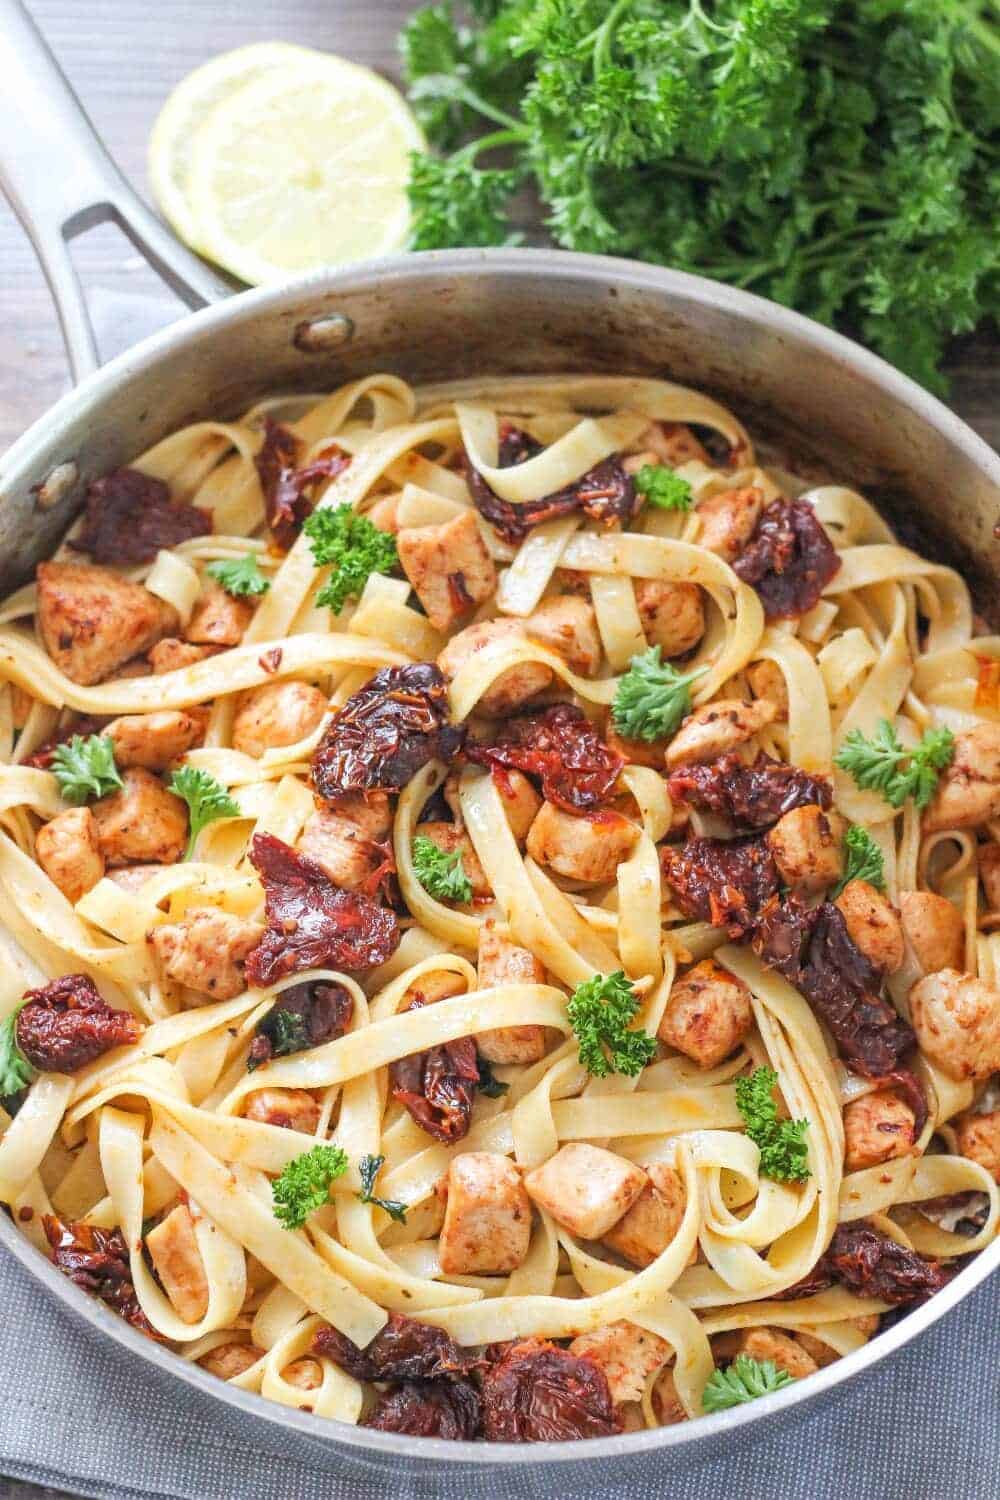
left=835, top=720, right=955, bottom=809
left=247, top=1008, right=310, bottom=1072
left=636, top=464, right=693, bottom=512
left=477, top=1054, right=510, bottom=1098
left=50, top=734, right=123, bottom=805
left=356, top=1153, right=408, bottom=1224
left=303, top=505, right=398, bottom=615
left=412, top=834, right=473, bottom=903
left=567, top=970, right=656, bottom=1080
left=735, top=1067, right=810, bottom=1183
left=831, top=824, right=886, bottom=899
left=703, top=1354, right=794, bottom=1413
left=205, top=554, right=271, bottom=598
left=612, top=646, right=708, bottom=743
left=272, top=1143, right=349, bottom=1229
left=167, top=766, right=241, bottom=860
left=0, top=1004, right=34, bottom=1100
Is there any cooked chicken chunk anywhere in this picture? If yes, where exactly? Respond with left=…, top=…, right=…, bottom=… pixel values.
left=665, top=697, right=776, bottom=769
left=954, top=1108, right=1000, bottom=1182
left=524, top=597, right=602, bottom=678
left=525, top=802, right=638, bottom=885
left=843, top=1090, right=917, bottom=1171
left=495, top=769, right=542, bottom=845
left=92, top=768, right=187, bottom=865
left=633, top=580, right=705, bottom=658
left=898, top=891, right=965, bottom=974
left=199, top=1341, right=262, bottom=1380
left=149, top=638, right=220, bottom=675
left=397, top=511, right=497, bottom=633
left=713, top=1327, right=818, bottom=1381
left=184, top=579, right=254, bottom=647
left=319, top=790, right=392, bottom=842
left=767, top=806, right=845, bottom=896
left=145, top=1204, right=209, bottom=1324
left=923, top=724, right=1000, bottom=833
left=476, top=920, right=547, bottom=1065
left=603, top=1162, right=694, bottom=1269
left=365, top=494, right=400, bottom=534
left=438, top=1152, right=532, bottom=1275
left=695, top=487, right=764, bottom=563
left=652, top=1368, right=688, bottom=1425
left=105, top=710, right=206, bottom=771
left=438, top=619, right=552, bottom=717
left=283, top=1359, right=322, bottom=1390
left=792, top=1331, right=839, bottom=1369
left=747, top=659, right=790, bottom=721
left=637, top=421, right=710, bottom=468
left=36, top=561, right=178, bottom=686
left=570, top=1321, right=671, bottom=1406
left=414, top=821, right=491, bottom=898
left=35, top=807, right=105, bottom=903
left=834, top=880, right=904, bottom=974
left=658, top=960, right=753, bottom=1069
left=910, top=969, right=1000, bottom=1081
left=523, top=1144, right=647, bottom=1240
left=297, top=807, right=388, bottom=893
left=148, top=906, right=264, bottom=999
left=244, top=1088, right=320, bottom=1134
left=231, top=680, right=327, bottom=758
left=604, top=719, right=670, bottom=770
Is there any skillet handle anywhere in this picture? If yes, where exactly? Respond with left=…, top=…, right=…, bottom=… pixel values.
left=0, top=0, right=231, bottom=383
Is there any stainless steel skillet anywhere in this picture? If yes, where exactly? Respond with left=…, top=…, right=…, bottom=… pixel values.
left=1, top=0, right=999, bottom=1480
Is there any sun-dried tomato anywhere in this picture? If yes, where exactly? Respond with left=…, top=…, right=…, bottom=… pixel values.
left=733, top=498, right=841, bottom=619
left=312, top=663, right=465, bottom=800
left=480, top=1339, right=621, bottom=1443
left=245, top=834, right=399, bottom=986
left=247, top=979, right=354, bottom=1070
left=313, top=1312, right=477, bottom=1381
left=661, top=833, right=780, bottom=938
left=364, top=1379, right=481, bottom=1439
left=752, top=897, right=915, bottom=1078
left=466, top=423, right=638, bottom=544
left=389, top=994, right=479, bottom=1143
left=467, top=704, right=623, bottom=814
left=783, top=1222, right=950, bottom=1306
left=255, top=417, right=352, bottom=550
left=69, top=467, right=212, bottom=566
left=43, top=1215, right=157, bottom=1337
left=17, top=975, right=142, bottom=1073
left=668, top=752, right=832, bottom=830
left=23, top=716, right=107, bottom=769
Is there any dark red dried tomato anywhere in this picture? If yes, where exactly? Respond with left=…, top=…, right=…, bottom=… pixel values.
left=312, top=663, right=465, bottom=800
left=247, top=979, right=354, bottom=1070
left=668, top=752, right=832, bottom=831
left=245, top=834, right=400, bottom=986
left=752, top=897, right=915, bottom=1078
left=255, top=417, right=351, bottom=550
left=313, top=1312, right=476, bottom=1381
left=467, top=704, right=623, bottom=814
left=389, top=993, right=479, bottom=1143
left=363, top=1379, right=481, bottom=1439
left=23, top=716, right=107, bottom=769
left=661, top=833, right=781, bottom=939
left=480, top=1339, right=621, bottom=1443
left=69, top=468, right=211, bottom=566
left=43, top=1215, right=157, bottom=1337
left=733, top=498, right=841, bottom=619
left=17, top=976, right=142, bottom=1073
left=785, top=1222, right=949, bottom=1306
left=466, top=424, right=638, bottom=544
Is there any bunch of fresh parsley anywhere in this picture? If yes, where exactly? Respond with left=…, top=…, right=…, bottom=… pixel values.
left=271, top=1145, right=408, bottom=1229
left=412, top=833, right=474, bottom=902
left=168, top=767, right=242, bottom=860
left=401, top=0, right=1000, bottom=391
left=567, top=969, right=656, bottom=1078
left=703, top=1353, right=794, bottom=1412
left=831, top=823, right=885, bottom=898
left=835, top=720, right=955, bottom=809
left=304, top=504, right=399, bottom=614
left=612, top=646, right=707, bottom=742
left=51, top=735, right=123, bottom=805
left=735, top=1066, right=811, bottom=1182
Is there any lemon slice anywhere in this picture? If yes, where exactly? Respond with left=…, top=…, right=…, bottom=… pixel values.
left=187, top=54, right=425, bottom=285
left=149, top=42, right=317, bottom=253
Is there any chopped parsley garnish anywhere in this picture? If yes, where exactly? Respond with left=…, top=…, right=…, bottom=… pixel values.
left=0, top=1004, right=33, bottom=1100
left=272, top=1143, right=349, bottom=1229
left=636, top=464, right=693, bottom=512
left=303, top=504, right=398, bottom=614
left=412, top=834, right=473, bottom=903
left=832, top=824, right=886, bottom=899
left=205, top=554, right=271, bottom=598
left=567, top=970, right=656, bottom=1080
left=703, top=1354, right=794, bottom=1413
left=612, top=646, right=708, bottom=743
left=356, top=1153, right=408, bottom=1224
left=50, top=734, right=123, bottom=805
left=735, top=1067, right=810, bottom=1184
left=167, top=766, right=241, bottom=860
left=835, top=719, right=955, bottom=810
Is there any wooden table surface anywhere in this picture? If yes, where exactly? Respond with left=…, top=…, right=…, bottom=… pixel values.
left=0, top=2, right=996, bottom=1497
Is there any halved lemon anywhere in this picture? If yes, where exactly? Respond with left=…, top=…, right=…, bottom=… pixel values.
left=186, top=53, right=425, bottom=285
left=148, top=41, right=317, bottom=253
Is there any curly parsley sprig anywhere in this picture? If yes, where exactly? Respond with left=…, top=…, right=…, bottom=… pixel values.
left=51, top=734, right=123, bottom=805
left=735, top=1067, right=810, bottom=1183
left=272, top=1144, right=349, bottom=1229
left=303, top=505, right=398, bottom=614
left=167, top=767, right=242, bottom=861
left=635, top=464, right=693, bottom=512
left=703, top=1354, right=794, bottom=1413
left=412, top=834, right=474, bottom=903
left=835, top=720, right=955, bottom=810
left=831, top=825, right=886, bottom=899
left=205, top=554, right=271, bottom=598
left=0, top=1004, right=33, bottom=1101
left=567, top=970, right=656, bottom=1080
left=612, top=646, right=708, bottom=743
